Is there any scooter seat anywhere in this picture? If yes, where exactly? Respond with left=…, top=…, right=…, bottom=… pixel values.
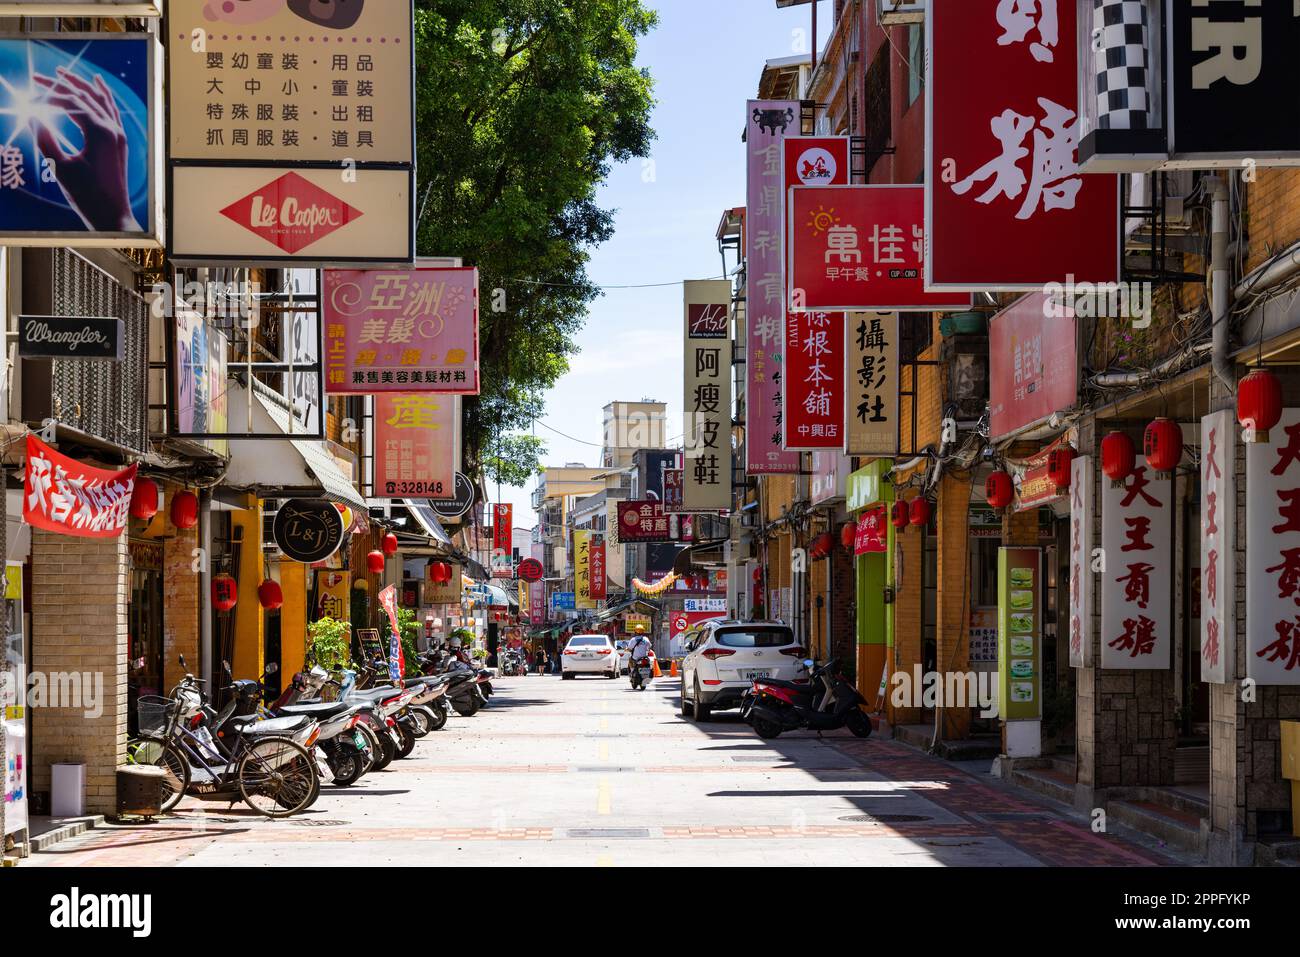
left=751, top=677, right=810, bottom=691
left=278, top=701, right=351, bottom=719
left=231, top=714, right=311, bottom=736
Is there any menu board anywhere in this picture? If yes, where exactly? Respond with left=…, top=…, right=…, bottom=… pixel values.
left=997, top=548, right=1041, bottom=720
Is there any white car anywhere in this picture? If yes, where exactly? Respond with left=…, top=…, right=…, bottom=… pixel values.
left=561, top=634, right=620, bottom=679
left=680, top=620, right=806, bottom=720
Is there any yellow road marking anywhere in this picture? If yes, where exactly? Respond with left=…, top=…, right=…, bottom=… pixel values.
left=597, top=778, right=612, bottom=815
left=599, top=717, right=609, bottom=731
left=598, top=741, right=610, bottom=761
left=596, top=855, right=614, bottom=867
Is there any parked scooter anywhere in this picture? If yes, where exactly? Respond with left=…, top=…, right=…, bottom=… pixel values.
left=741, top=658, right=872, bottom=739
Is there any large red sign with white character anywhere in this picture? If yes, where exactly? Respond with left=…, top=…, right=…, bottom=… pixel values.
left=23, top=435, right=138, bottom=538
left=788, top=186, right=971, bottom=311
left=1247, top=409, right=1300, bottom=684
left=925, top=0, right=1119, bottom=289
left=783, top=311, right=845, bottom=450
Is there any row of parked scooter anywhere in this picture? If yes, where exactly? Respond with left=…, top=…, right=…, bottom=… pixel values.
left=137, top=643, right=497, bottom=818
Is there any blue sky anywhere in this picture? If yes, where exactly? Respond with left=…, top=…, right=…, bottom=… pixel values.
left=494, top=0, right=832, bottom=526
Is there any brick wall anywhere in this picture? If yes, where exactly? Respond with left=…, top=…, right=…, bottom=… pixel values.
left=937, top=474, right=973, bottom=739
left=162, top=485, right=200, bottom=691
left=1245, top=168, right=1300, bottom=273
left=827, top=546, right=856, bottom=677
left=892, top=494, right=924, bottom=727
left=30, top=530, right=129, bottom=816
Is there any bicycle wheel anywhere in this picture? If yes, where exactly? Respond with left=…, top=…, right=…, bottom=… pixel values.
left=153, top=744, right=190, bottom=813
left=237, top=737, right=318, bottom=818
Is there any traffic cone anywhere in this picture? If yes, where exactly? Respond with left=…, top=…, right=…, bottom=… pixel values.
left=653, top=659, right=662, bottom=678
left=669, top=659, right=678, bottom=678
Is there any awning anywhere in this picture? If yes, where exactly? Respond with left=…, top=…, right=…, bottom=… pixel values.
left=596, top=596, right=659, bottom=622
left=673, top=539, right=727, bottom=575
left=225, top=385, right=368, bottom=514
left=402, top=500, right=455, bottom=548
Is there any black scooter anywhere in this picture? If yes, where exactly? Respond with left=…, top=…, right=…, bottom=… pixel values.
left=741, top=657, right=872, bottom=740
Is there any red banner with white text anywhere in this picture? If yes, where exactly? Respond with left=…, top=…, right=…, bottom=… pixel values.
left=23, top=435, right=137, bottom=538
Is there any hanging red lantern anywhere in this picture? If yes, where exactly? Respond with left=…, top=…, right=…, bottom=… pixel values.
left=428, top=561, right=452, bottom=584
left=1101, top=431, right=1136, bottom=488
left=366, top=550, right=386, bottom=574
left=257, top=579, right=283, bottom=611
left=840, top=522, right=857, bottom=550
left=1237, top=368, right=1283, bottom=443
left=1046, top=447, right=1074, bottom=490
left=909, top=497, right=932, bottom=527
left=170, top=489, right=199, bottom=529
left=212, top=574, right=237, bottom=612
left=381, top=532, right=399, bottom=556
left=985, top=471, right=1014, bottom=510
left=890, top=500, right=910, bottom=529
left=129, top=478, right=162, bottom=521
left=1143, top=417, right=1183, bottom=476
left=811, top=532, right=835, bottom=559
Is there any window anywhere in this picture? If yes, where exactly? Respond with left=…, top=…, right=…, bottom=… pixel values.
left=899, top=312, right=933, bottom=364
left=864, top=48, right=891, bottom=173
left=907, top=24, right=924, bottom=108
left=714, top=627, right=796, bottom=648
left=567, top=636, right=609, bottom=647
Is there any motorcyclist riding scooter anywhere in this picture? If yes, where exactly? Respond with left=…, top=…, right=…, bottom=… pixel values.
left=627, top=634, right=653, bottom=691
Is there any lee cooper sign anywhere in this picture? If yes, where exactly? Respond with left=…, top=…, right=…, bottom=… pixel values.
left=925, top=0, right=1120, bottom=289
left=18, top=316, right=122, bottom=361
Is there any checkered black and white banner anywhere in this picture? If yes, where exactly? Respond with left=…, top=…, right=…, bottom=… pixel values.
left=1092, top=0, right=1152, bottom=131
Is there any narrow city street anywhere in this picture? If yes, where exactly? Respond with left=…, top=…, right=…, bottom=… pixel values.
left=29, top=674, right=1171, bottom=868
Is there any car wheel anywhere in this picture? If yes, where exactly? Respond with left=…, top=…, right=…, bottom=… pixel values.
left=693, top=680, right=711, bottom=722
left=679, top=678, right=694, bottom=718
left=562, top=672, right=575, bottom=681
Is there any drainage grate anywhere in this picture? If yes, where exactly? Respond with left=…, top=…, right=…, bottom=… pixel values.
left=731, top=756, right=793, bottom=763
left=572, top=766, right=636, bottom=773
left=291, top=819, right=349, bottom=827
left=566, top=828, right=651, bottom=839
left=977, top=812, right=1055, bottom=823
left=838, top=813, right=932, bottom=824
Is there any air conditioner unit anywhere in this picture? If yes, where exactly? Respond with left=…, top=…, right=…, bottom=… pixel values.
left=877, top=0, right=925, bottom=25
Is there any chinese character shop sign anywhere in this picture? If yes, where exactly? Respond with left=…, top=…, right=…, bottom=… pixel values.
left=745, top=101, right=800, bottom=476
left=1201, top=410, right=1234, bottom=683
left=22, top=436, right=137, bottom=538
left=589, top=538, right=607, bottom=602
left=574, top=529, right=594, bottom=609
left=988, top=291, right=1077, bottom=440
left=846, top=312, right=898, bottom=457
left=372, top=393, right=457, bottom=499
left=788, top=186, right=970, bottom=311
left=166, top=0, right=414, bottom=263
left=1247, top=409, right=1300, bottom=684
left=925, top=0, right=1119, bottom=289
left=784, top=311, right=844, bottom=451
left=682, top=280, right=732, bottom=512
left=324, top=267, right=479, bottom=395
left=1100, top=465, right=1171, bottom=669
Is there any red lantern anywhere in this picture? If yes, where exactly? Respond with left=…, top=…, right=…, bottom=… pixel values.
left=840, top=522, right=857, bottom=550
left=1046, top=447, right=1074, bottom=490
left=130, top=478, right=162, bottom=521
left=1101, top=431, right=1136, bottom=488
left=1237, top=368, right=1283, bottom=443
left=366, top=550, right=386, bottom=574
left=429, top=561, right=452, bottom=584
left=170, top=489, right=199, bottom=529
left=257, top=579, right=283, bottom=611
left=890, top=500, right=910, bottom=529
left=985, top=470, right=1014, bottom=510
left=381, top=532, right=399, bottom=556
left=212, top=574, right=237, bottom=612
left=811, top=532, right=835, bottom=559
left=1143, top=417, right=1183, bottom=476
left=909, top=497, right=932, bottom=527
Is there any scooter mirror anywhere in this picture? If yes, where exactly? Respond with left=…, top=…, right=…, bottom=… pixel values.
left=803, top=659, right=815, bottom=670
left=265, top=663, right=279, bottom=675
left=222, top=660, right=233, bottom=677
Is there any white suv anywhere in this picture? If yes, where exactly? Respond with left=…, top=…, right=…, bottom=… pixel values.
left=561, top=634, right=620, bottom=679
left=679, top=620, right=806, bottom=720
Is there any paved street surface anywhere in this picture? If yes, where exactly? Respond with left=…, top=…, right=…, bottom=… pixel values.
left=29, top=675, right=1175, bottom=867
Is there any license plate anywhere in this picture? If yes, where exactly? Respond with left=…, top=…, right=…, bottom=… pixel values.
left=353, top=731, right=369, bottom=751
left=743, top=670, right=771, bottom=679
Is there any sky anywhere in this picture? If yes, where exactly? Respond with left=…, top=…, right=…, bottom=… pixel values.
left=492, top=0, right=832, bottom=528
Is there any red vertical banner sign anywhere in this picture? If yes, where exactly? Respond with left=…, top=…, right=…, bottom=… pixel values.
left=1067, top=454, right=1093, bottom=668
left=1100, top=465, right=1172, bottom=669
left=745, top=101, right=800, bottom=475
left=783, top=311, right=845, bottom=450
left=492, top=503, right=512, bottom=550
left=925, top=0, right=1120, bottom=290
left=378, top=583, right=405, bottom=681
left=589, top=538, right=607, bottom=602
left=1246, top=409, right=1300, bottom=684
left=1200, top=411, right=1234, bottom=683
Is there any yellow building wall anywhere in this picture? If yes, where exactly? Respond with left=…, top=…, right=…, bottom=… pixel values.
left=279, top=561, right=308, bottom=680
left=231, top=504, right=265, bottom=681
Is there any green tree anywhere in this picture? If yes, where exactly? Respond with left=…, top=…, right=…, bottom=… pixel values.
left=413, top=0, right=658, bottom=482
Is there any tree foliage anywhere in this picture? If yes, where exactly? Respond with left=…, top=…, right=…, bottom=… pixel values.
left=413, top=0, right=657, bottom=484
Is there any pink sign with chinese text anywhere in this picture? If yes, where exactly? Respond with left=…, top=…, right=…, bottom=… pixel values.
left=745, top=101, right=800, bottom=475
left=1068, top=454, right=1093, bottom=668
left=925, top=0, right=1120, bottom=290
left=783, top=311, right=845, bottom=450
left=324, top=266, right=480, bottom=395
left=988, top=292, right=1077, bottom=441
left=1201, top=411, right=1234, bottom=683
left=372, top=393, right=457, bottom=499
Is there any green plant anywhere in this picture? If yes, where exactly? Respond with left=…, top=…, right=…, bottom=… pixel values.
left=395, top=607, right=424, bottom=678
left=307, top=617, right=353, bottom=673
